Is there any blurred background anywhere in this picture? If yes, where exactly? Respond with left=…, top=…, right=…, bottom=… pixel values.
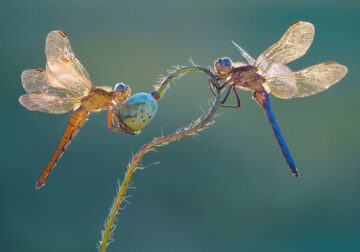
left=1, top=0, right=359, bottom=251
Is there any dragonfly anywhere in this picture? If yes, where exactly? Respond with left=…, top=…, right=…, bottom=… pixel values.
left=210, top=21, right=348, bottom=177
left=19, top=30, right=141, bottom=189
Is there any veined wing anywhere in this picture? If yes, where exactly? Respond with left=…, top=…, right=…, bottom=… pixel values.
left=232, top=61, right=247, bottom=68
left=21, top=67, right=80, bottom=114
left=22, top=68, right=78, bottom=98
left=20, top=30, right=93, bottom=113
left=45, top=30, right=93, bottom=96
left=256, top=21, right=315, bottom=73
left=19, top=93, right=78, bottom=114
left=231, top=41, right=256, bottom=66
left=262, top=63, right=297, bottom=99
left=264, top=62, right=348, bottom=99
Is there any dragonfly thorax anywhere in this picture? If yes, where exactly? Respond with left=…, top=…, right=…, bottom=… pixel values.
left=229, top=65, right=265, bottom=92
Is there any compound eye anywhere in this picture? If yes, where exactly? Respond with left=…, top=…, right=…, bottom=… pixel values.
left=214, top=57, right=232, bottom=75
left=115, top=83, right=128, bottom=93
left=220, top=57, right=232, bottom=69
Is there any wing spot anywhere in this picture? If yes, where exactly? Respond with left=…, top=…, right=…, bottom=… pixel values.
left=324, top=61, right=335, bottom=65
left=291, top=21, right=300, bottom=28
left=59, top=31, right=67, bottom=37
left=32, top=91, right=42, bottom=94
left=35, top=67, right=44, bottom=72
left=61, top=58, right=69, bottom=63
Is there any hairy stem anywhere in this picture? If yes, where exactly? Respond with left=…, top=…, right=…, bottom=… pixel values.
left=154, top=65, right=216, bottom=99
left=99, top=66, right=220, bottom=252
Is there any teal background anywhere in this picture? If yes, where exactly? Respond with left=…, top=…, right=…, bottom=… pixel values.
left=1, top=0, right=359, bottom=251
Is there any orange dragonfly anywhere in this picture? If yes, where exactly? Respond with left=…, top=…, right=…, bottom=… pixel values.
left=19, top=30, right=140, bottom=189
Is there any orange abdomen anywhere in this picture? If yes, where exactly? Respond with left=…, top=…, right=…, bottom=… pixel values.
left=36, top=106, right=88, bottom=189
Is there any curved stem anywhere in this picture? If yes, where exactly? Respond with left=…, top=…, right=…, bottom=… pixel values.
left=153, top=65, right=216, bottom=99
left=99, top=66, right=220, bottom=252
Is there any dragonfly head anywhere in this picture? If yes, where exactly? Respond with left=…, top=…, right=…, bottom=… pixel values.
left=214, top=57, right=232, bottom=77
left=114, top=82, right=131, bottom=101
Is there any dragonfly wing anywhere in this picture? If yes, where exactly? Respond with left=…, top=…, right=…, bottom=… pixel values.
left=263, top=63, right=297, bottom=99
left=231, top=41, right=256, bottom=66
left=20, top=30, right=93, bottom=113
left=22, top=68, right=78, bottom=98
left=45, top=30, right=94, bottom=96
left=19, top=93, right=77, bottom=114
left=232, top=61, right=247, bottom=68
left=256, top=21, right=315, bottom=73
left=265, top=62, right=348, bottom=99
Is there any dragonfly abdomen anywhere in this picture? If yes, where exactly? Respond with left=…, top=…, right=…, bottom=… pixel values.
left=253, top=90, right=298, bottom=177
left=36, top=106, right=89, bottom=189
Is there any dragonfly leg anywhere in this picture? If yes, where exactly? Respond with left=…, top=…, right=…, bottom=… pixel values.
left=112, top=106, right=135, bottom=127
left=208, top=78, right=231, bottom=97
left=107, top=109, right=136, bottom=135
left=226, top=85, right=241, bottom=108
left=208, top=78, right=217, bottom=96
left=219, top=80, right=231, bottom=90
left=220, top=84, right=241, bottom=108
left=209, top=78, right=230, bottom=93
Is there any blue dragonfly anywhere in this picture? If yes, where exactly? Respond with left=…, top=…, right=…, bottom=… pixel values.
left=210, top=21, right=348, bottom=177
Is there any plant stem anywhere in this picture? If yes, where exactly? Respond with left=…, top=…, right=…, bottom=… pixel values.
left=153, top=65, right=216, bottom=99
left=99, top=66, right=220, bottom=252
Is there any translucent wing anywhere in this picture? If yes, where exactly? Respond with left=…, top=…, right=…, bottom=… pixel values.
left=263, top=63, right=297, bottom=99
left=19, top=93, right=78, bottom=114
left=45, top=30, right=93, bottom=96
left=21, top=68, right=78, bottom=98
left=20, top=30, right=93, bottom=113
left=231, top=41, right=256, bottom=66
left=256, top=21, right=315, bottom=73
left=264, top=62, right=348, bottom=99
left=232, top=61, right=247, bottom=68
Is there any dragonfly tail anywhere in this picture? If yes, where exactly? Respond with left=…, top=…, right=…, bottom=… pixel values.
left=36, top=106, right=88, bottom=189
left=253, top=90, right=298, bottom=177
